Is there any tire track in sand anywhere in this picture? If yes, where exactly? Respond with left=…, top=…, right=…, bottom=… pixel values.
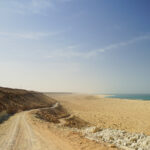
left=0, top=103, right=63, bottom=150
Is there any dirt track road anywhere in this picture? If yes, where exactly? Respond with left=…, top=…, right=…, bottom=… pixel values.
left=0, top=107, right=66, bottom=150
left=0, top=102, right=118, bottom=150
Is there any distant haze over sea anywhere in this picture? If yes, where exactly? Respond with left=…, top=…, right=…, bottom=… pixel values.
left=106, top=94, right=150, bottom=101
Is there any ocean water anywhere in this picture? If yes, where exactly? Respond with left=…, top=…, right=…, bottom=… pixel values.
left=107, top=94, right=150, bottom=101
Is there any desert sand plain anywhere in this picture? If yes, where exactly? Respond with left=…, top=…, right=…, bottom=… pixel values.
left=48, top=93, right=150, bottom=135
left=46, top=93, right=150, bottom=150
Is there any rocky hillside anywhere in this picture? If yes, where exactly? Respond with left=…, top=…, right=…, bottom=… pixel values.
left=0, top=87, right=56, bottom=114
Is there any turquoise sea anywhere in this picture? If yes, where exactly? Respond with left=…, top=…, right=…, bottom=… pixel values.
left=106, top=94, right=150, bottom=101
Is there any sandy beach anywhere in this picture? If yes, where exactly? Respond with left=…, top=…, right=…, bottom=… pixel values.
left=47, top=93, right=150, bottom=135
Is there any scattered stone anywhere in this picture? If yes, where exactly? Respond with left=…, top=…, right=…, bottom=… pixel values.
left=81, top=127, right=150, bottom=150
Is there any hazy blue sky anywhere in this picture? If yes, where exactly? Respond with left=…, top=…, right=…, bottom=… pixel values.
left=0, top=0, right=150, bottom=93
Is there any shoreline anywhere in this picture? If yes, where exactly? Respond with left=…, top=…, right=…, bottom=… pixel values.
left=97, top=94, right=150, bottom=101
